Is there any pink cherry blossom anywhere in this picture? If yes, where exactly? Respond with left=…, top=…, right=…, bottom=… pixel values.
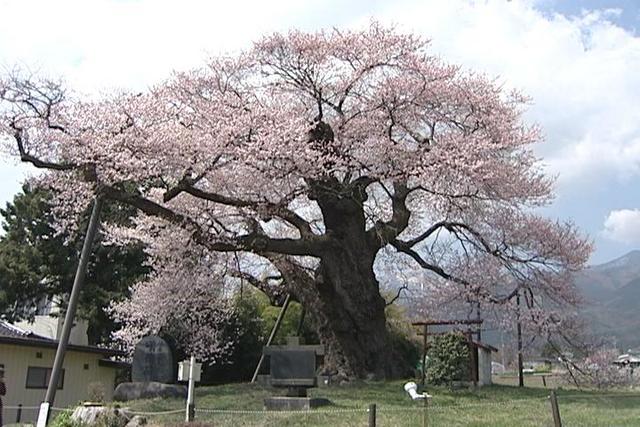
left=0, top=23, right=591, bottom=378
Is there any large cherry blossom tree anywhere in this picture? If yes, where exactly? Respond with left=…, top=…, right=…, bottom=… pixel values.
left=0, top=23, right=591, bottom=379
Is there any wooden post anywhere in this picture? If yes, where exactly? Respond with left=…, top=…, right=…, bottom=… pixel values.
left=516, top=292, right=524, bottom=388
left=251, top=294, right=291, bottom=383
left=465, top=332, right=478, bottom=387
left=368, top=403, right=376, bottom=427
left=542, top=375, right=547, bottom=388
left=422, top=395, right=428, bottom=427
left=421, top=325, right=428, bottom=385
left=549, top=391, right=562, bottom=427
left=476, top=293, right=482, bottom=341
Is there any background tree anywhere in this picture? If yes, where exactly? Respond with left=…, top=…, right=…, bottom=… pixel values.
left=0, top=23, right=591, bottom=379
left=0, top=185, right=148, bottom=344
left=562, top=347, right=633, bottom=389
left=412, top=270, right=588, bottom=369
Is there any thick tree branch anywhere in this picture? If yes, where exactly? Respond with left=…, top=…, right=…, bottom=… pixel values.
left=102, top=185, right=324, bottom=256
left=11, top=125, right=76, bottom=171
left=163, top=177, right=314, bottom=239
left=391, top=239, right=467, bottom=286
left=228, top=270, right=285, bottom=305
left=390, top=238, right=519, bottom=305
left=402, top=220, right=450, bottom=247
left=385, top=284, right=408, bottom=307
left=369, top=181, right=411, bottom=245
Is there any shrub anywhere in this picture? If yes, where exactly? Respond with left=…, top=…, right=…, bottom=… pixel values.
left=202, top=288, right=318, bottom=383
left=426, top=332, right=470, bottom=385
left=50, top=407, right=130, bottom=427
left=51, top=410, right=81, bottom=427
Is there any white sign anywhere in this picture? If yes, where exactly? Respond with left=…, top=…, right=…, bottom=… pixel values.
left=178, top=360, right=202, bottom=382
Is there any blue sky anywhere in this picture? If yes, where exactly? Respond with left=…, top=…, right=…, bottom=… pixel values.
left=0, top=0, right=638, bottom=264
left=540, top=0, right=640, bottom=32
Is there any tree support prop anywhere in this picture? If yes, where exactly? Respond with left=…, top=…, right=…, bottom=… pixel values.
left=250, top=294, right=291, bottom=383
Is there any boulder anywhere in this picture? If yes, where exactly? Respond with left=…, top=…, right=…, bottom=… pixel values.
left=114, top=381, right=187, bottom=401
left=126, top=415, right=148, bottom=426
left=71, top=405, right=131, bottom=426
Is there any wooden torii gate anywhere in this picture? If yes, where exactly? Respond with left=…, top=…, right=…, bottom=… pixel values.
left=412, top=319, right=483, bottom=386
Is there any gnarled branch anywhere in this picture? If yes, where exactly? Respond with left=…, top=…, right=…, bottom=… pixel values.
left=102, top=185, right=325, bottom=257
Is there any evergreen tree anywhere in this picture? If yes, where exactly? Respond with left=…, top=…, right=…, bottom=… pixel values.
left=0, top=185, right=148, bottom=344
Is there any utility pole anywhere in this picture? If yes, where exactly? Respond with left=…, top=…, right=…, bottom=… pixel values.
left=516, top=291, right=524, bottom=388
left=37, top=197, right=103, bottom=427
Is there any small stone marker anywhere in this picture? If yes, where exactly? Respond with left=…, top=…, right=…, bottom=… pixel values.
left=131, top=335, right=175, bottom=383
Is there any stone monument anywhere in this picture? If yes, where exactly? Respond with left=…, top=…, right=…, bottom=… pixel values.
left=114, top=335, right=187, bottom=401
left=131, top=335, right=174, bottom=383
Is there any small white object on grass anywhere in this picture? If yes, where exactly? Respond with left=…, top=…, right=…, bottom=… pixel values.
left=403, top=381, right=432, bottom=400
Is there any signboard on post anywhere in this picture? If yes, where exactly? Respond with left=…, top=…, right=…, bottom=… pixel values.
left=179, top=356, right=201, bottom=422
left=178, top=359, right=202, bottom=382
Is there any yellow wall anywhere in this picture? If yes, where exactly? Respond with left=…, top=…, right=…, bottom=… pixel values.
left=0, top=343, right=118, bottom=424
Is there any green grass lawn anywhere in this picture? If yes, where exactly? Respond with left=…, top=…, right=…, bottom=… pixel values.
left=493, top=373, right=565, bottom=389
left=107, top=379, right=640, bottom=426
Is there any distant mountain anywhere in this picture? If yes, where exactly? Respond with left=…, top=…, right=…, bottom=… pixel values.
left=575, top=250, right=640, bottom=350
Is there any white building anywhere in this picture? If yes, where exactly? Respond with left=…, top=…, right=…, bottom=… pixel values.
left=0, top=298, right=125, bottom=425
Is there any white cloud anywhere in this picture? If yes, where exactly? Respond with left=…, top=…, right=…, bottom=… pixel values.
left=359, top=1, right=640, bottom=188
left=602, top=209, right=640, bottom=243
left=0, top=0, right=326, bottom=93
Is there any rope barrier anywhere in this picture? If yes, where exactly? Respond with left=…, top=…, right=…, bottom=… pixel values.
left=127, top=409, right=184, bottom=416
left=195, top=407, right=368, bottom=415
left=375, top=397, right=548, bottom=412
left=8, top=392, right=638, bottom=420
left=428, top=398, right=549, bottom=410
left=190, top=398, right=549, bottom=415
left=557, top=393, right=640, bottom=399
left=47, top=406, right=184, bottom=416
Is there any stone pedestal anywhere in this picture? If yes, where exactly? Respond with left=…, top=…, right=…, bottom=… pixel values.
left=264, top=397, right=332, bottom=411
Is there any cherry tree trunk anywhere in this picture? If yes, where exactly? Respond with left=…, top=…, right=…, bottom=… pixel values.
left=285, top=246, right=394, bottom=380
left=286, top=179, right=399, bottom=380
left=313, top=250, right=393, bottom=379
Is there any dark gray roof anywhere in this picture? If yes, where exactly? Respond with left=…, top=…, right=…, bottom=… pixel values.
left=0, top=321, right=123, bottom=356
